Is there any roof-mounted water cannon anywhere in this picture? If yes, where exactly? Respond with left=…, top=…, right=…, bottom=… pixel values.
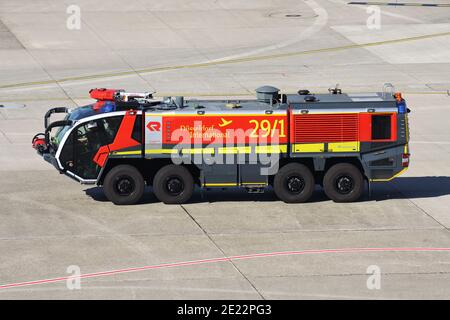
left=89, top=88, right=122, bottom=101
left=89, top=88, right=155, bottom=104
left=89, top=88, right=158, bottom=112
left=117, top=91, right=155, bottom=103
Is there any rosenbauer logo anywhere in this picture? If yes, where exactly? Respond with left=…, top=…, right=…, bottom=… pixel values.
left=147, top=121, right=161, bottom=132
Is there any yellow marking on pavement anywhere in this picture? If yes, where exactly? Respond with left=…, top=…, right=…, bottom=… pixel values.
left=0, top=91, right=447, bottom=103
left=1, top=31, right=450, bottom=89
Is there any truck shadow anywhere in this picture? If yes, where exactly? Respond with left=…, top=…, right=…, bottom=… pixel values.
left=84, top=176, right=450, bottom=204
left=370, top=176, right=450, bottom=201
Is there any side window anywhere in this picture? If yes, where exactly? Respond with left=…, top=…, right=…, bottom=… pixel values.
left=131, top=115, right=142, bottom=143
left=372, top=115, right=391, bottom=140
left=99, top=116, right=123, bottom=144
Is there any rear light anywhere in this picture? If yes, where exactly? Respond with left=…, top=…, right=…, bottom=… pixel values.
left=402, top=153, right=410, bottom=167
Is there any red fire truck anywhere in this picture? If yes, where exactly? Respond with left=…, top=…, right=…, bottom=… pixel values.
left=32, top=85, right=410, bottom=205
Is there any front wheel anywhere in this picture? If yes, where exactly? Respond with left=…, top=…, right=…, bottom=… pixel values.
left=273, top=163, right=315, bottom=203
left=103, top=165, right=145, bottom=205
left=153, top=165, right=194, bottom=204
left=323, top=163, right=364, bottom=202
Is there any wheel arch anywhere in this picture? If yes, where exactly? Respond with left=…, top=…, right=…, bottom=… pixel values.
left=270, top=157, right=315, bottom=185
left=324, top=157, right=366, bottom=178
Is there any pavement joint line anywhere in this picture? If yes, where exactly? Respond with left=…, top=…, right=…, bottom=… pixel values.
left=0, top=129, right=12, bottom=144
left=80, top=14, right=156, bottom=93
left=4, top=271, right=450, bottom=295
left=407, top=198, right=449, bottom=231
left=0, top=226, right=444, bottom=242
left=0, top=285, right=259, bottom=295
left=1, top=247, right=450, bottom=290
left=348, top=1, right=450, bottom=7
left=0, top=17, right=76, bottom=104
left=180, top=204, right=266, bottom=300
left=249, top=271, right=450, bottom=280
left=1, top=30, right=450, bottom=90
left=389, top=183, right=449, bottom=231
left=3, top=194, right=162, bottom=260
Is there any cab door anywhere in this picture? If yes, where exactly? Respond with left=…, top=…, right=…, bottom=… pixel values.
left=59, top=116, right=123, bottom=180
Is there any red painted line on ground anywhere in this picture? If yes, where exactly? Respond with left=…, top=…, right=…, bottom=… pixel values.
left=1, top=247, right=449, bottom=290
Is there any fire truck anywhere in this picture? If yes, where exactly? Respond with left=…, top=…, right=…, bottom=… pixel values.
left=32, top=85, right=410, bottom=205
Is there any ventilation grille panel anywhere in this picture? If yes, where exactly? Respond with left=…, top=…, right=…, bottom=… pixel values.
left=293, top=114, right=359, bottom=142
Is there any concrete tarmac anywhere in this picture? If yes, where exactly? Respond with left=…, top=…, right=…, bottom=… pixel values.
left=0, top=0, right=449, bottom=299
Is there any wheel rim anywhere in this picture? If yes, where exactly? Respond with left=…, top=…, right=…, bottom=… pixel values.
left=286, top=175, right=305, bottom=194
left=335, top=175, right=354, bottom=194
left=165, top=176, right=184, bottom=196
left=114, top=175, right=135, bottom=196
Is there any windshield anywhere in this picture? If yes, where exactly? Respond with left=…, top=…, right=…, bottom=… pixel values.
left=52, top=102, right=116, bottom=148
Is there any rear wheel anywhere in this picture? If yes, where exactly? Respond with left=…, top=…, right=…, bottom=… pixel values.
left=273, top=163, right=315, bottom=203
left=153, top=165, right=194, bottom=204
left=323, top=163, right=364, bottom=202
left=103, top=165, right=145, bottom=205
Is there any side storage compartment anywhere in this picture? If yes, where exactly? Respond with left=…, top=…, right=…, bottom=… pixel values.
left=201, top=164, right=238, bottom=187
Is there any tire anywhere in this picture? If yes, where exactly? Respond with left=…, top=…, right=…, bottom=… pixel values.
left=103, top=165, right=145, bottom=205
left=153, top=165, right=194, bottom=204
left=323, top=163, right=364, bottom=202
left=273, top=163, right=315, bottom=203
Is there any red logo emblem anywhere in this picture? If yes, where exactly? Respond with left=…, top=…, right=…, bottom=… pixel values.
left=147, top=121, right=161, bottom=132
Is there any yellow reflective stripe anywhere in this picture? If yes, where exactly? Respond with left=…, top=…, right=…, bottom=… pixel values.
left=145, top=149, right=178, bottom=154
left=132, top=145, right=288, bottom=155
left=144, top=148, right=215, bottom=154
left=203, top=183, right=238, bottom=187
left=182, top=148, right=215, bottom=154
left=292, top=143, right=324, bottom=153
left=255, top=145, right=287, bottom=153
left=328, top=141, right=360, bottom=152
left=241, top=182, right=268, bottom=185
left=112, top=150, right=141, bottom=155
left=218, top=146, right=251, bottom=154
left=370, top=167, right=408, bottom=182
left=405, top=114, right=410, bottom=143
